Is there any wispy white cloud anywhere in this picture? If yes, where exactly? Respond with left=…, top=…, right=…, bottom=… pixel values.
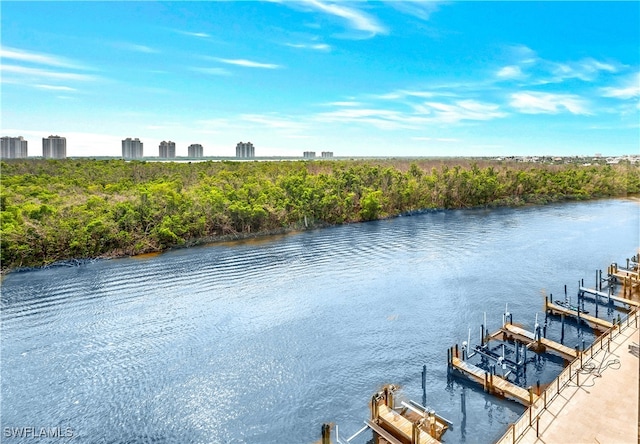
left=415, top=100, right=507, bottom=123
left=1, top=65, right=97, bottom=82
left=216, top=58, right=282, bottom=69
left=114, top=42, right=159, bottom=54
left=600, top=73, right=640, bottom=99
left=316, top=98, right=505, bottom=129
left=286, top=42, right=331, bottom=51
left=384, top=1, right=443, bottom=21
left=180, top=31, right=211, bottom=38
left=497, top=65, right=524, bottom=80
left=34, top=84, right=77, bottom=92
left=547, top=58, right=617, bottom=82
left=297, top=0, right=387, bottom=37
left=510, top=91, right=591, bottom=115
left=499, top=46, right=618, bottom=86
left=371, top=89, right=457, bottom=100
left=0, top=46, right=85, bottom=69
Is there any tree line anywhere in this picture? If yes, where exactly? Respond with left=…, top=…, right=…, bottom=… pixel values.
left=1, top=158, right=638, bottom=270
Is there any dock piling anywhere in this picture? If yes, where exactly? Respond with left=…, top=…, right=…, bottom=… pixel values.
left=321, top=423, right=331, bottom=444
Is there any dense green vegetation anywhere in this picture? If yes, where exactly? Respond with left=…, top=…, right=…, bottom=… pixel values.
left=1, top=158, right=639, bottom=270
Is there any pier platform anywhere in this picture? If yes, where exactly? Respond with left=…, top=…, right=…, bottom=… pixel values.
left=545, top=298, right=613, bottom=333
left=514, top=318, right=639, bottom=444
left=369, top=404, right=441, bottom=444
left=449, top=356, right=538, bottom=406
left=579, top=286, right=640, bottom=308
left=492, top=323, right=577, bottom=361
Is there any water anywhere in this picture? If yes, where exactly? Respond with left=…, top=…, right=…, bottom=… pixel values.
left=1, top=198, right=638, bottom=444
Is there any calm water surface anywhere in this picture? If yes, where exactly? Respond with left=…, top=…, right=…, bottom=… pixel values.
left=2, top=199, right=638, bottom=444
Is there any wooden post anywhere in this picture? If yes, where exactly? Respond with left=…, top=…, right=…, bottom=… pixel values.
left=536, top=416, right=540, bottom=437
left=577, top=346, right=582, bottom=368
left=544, top=390, right=547, bottom=409
left=529, top=389, right=533, bottom=423
left=321, top=423, right=331, bottom=444
left=511, top=424, right=516, bottom=444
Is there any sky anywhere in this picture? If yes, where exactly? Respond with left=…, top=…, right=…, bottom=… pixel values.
left=1, top=1, right=639, bottom=158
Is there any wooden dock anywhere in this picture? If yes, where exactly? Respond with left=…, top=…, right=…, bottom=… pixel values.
left=579, top=286, right=640, bottom=308
left=545, top=298, right=613, bottom=333
left=369, top=404, right=441, bottom=444
left=608, top=263, right=640, bottom=289
left=492, top=323, right=577, bottom=361
left=449, top=355, right=538, bottom=406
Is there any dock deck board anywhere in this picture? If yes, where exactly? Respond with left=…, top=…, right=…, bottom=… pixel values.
left=450, top=356, right=537, bottom=406
left=579, top=286, right=640, bottom=307
left=496, top=323, right=577, bottom=361
left=376, top=404, right=441, bottom=444
left=546, top=301, right=613, bottom=332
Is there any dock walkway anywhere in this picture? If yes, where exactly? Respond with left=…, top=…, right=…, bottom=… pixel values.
left=450, top=356, right=538, bottom=406
left=545, top=299, right=613, bottom=332
left=494, top=323, right=577, bottom=361
left=579, top=286, right=640, bottom=308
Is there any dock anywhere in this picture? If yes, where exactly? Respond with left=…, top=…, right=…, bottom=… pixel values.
left=368, top=404, right=441, bottom=444
left=448, top=353, right=538, bottom=407
left=321, top=385, right=449, bottom=444
left=491, top=323, right=578, bottom=361
left=608, top=263, right=640, bottom=293
left=495, top=310, right=639, bottom=444
left=544, top=297, right=613, bottom=333
left=578, top=286, right=640, bottom=308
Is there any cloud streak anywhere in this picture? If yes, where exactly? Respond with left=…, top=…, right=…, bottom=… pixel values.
left=114, top=42, right=159, bottom=54
left=2, top=65, right=97, bottom=82
left=298, top=0, right=386, bottom=36
left=0, top=46, right=85, bottom=69
left=216, top=58, right=282, bottom=69
left=510, top=91, right=591, bottom=115
left=286, top=42, right=331, bottom=51
left=601, top=73, right=640, bottom=99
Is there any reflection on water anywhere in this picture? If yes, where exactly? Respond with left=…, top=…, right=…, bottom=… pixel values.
left=1, top=199, right=638, bottom=444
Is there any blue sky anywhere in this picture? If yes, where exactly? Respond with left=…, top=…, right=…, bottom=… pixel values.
left=1, top=1, right=639, bottom=157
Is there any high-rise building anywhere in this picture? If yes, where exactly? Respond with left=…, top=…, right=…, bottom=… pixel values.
left=159, top=141, right=176, bottom=158
left=42, top=135, right=67, bottom=159
left=122, top=138, right=143, bottom=159
left=235, top=141, right=255, bottom=158
left=303, top=151, right=316, bottom=159
left=321, top=151, right=333, bottom=158
left=1, top=136, right=28, bottom=159
left=188, top=144, right=204, bottom=158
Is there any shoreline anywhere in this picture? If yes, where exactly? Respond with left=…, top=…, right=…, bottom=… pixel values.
left=4, top=195, right=638, bottom=277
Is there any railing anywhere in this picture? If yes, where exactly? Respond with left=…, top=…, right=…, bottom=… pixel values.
left=495, top=309, right=638, bottom=444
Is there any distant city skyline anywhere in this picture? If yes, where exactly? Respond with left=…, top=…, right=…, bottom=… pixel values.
left=1, top=2, right=638, bottom=157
